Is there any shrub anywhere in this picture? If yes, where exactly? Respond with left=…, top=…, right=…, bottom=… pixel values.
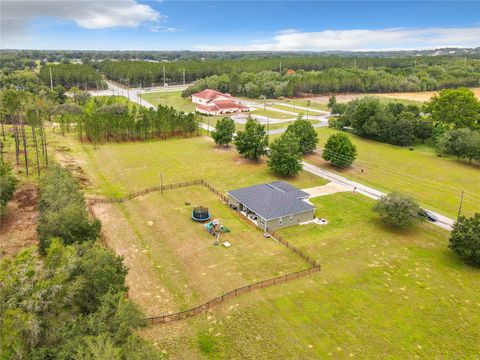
left=0, top=163, right=17, bottom=216
left=37, top=164, right=100, bottom=253
left=449, top=213, right=480, bottom=266
left=373, top=192, right=421, bottom=228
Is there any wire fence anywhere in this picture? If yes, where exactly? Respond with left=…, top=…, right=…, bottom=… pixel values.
left=146, top=265, right=320, bottom=325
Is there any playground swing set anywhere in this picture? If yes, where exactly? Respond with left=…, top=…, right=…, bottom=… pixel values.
left=191, top=206, right=231, bottom=247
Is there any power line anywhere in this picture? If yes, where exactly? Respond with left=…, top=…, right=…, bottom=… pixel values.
left=317, top=147, right=480, bottom=202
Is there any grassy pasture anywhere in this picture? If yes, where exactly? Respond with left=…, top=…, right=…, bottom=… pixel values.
left=61, top=135, right=326, bottom=198
left=275, top=98, right=330, bottom=111
left=250, top=108, right=295, bottom=120
left=142, top=193, right=479, bottom=358
left=140, top=90, right=195, bottom=112
left=304, top=127, right=480, bottom=218
left=94, top=186, right=307, bottom=317
left=53, top=130, right=479, bottom=358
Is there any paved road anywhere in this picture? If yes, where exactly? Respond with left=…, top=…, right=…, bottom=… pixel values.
left=244, top=100, right=330, bottom=121
left=89, top=81, right=190, bottom=108
left=86, top=84, right=454, bottom=230
left=302, top=161, right=455, bottom=231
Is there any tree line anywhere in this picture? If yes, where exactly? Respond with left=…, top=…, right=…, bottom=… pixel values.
left=328, top=88, right=480, bottom=163
left=39, top=64, right=106, bottom=90
left=212, top=115, right=354, bottom=176
left=97, top=56, right=480, bottom=90
left=1, top=164, right=163, bottom=358
left=75, top=97, right=199, bottom=144
left=181, top=60, right=480, bottom=99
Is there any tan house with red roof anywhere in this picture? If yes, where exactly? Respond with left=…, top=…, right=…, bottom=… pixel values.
left=192, top=89, right=250, bottom=115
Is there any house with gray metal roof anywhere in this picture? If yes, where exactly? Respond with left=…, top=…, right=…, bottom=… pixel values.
left=227, top=181, right=316, bottom=231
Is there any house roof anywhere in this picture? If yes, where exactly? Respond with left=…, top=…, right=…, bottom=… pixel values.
left=227, top=181, right=314, bottom=220
left=213, top=100, right=248, bottom=110
left=192, top=89, right=227, bottom=101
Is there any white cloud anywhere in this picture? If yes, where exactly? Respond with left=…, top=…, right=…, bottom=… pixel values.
left=1, top=0, right=162, bottom=48
left=194, top=27, right=480, bottom=51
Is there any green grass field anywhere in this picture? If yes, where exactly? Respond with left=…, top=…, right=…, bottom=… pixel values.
left=305, top=128, right=480, bottom=218
left=142, top=193, right=479, bottom=358
left=60, top=135, right=325, bottom=198
left=52, top=132, right=479, bottom=358
left=140, top=91, right=196, bottom=112
left=250, top=108, right=295, bottom=120
left=95, top=186, right=307, bottom=317
left=274, top=99, right=330, bottom=111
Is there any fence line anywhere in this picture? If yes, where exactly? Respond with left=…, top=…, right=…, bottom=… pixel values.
left=87, top=178, right=322, bottom=325
left=86, top=179, right=205, bottom=204
left=269, top=231, right=318, bottom=267
left=146, top=264, right=320, bottom=325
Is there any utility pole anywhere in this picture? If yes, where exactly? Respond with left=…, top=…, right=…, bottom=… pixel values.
left=354, top=59, right=357, bottom=68
left=160, top=173, right=163, bottom=194
left=49, top=67, right=53, bottom=90
left=464, top=56, right=467, bottom=65
left=279, top=61, right=282, bottom=72
left=163, top=65, right=166, bottom=87
left=457, top=190, right=464, bottom=221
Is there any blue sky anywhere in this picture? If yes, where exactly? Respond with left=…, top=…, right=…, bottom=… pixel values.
left=1, top=1, right=479, bottom=50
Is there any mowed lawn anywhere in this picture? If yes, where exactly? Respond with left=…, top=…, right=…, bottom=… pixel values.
left=305, top=127, right=480, bottom=218
left=94, top=186, right=307, bottom=317
left=142, top=193, right=479, bottom=358
left=140, top=90, right=195, bottom=112
left=62, top=135, right=326, bottom=198
left=274, top=99, right=330, bottom=111
left=250, top=108, right=295, bottom=120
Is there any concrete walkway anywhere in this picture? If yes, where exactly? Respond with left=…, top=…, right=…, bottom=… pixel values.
left=301, top=161, right=455, bottom=231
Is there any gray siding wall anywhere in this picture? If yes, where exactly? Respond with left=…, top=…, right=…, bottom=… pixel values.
left=266, top=210, right=315, bottom=231
left=227, top=195, right=240, bottom=209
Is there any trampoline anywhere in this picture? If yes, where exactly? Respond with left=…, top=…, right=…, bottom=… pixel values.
left=192, top=206, right=211, bottom=222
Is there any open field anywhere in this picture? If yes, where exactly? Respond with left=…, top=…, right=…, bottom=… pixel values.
left=51, top=130, right=480, bottom=358
left=140, top=90, right=196, bottom=112
left=250, top=108, right=295, bottom=120
left=59, top=135, right=326, bottom=198
left=93, top=186, right=308, bottom=317
left=141, top=193, right=479, bottom=358
left=304, top=128, right=480, bottom=218
left=274, top=98, right=330, bottom=111
left=301, top=87, right=480, bottom=105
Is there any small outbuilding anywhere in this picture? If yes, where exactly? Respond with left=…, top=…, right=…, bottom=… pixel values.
left=227, top=181, right=316, bottom=232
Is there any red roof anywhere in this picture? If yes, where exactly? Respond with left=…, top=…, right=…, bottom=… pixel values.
left=196, top=104, right=218, bottom=111
left=192, top=89, right=225, bottom=100
left=213, top=100, right=248, bottom=110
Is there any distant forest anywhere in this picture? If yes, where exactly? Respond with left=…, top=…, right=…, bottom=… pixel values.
left=1, top=50, right=480, bottom=95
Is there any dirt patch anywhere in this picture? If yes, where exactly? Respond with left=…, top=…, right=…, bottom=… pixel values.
left=55, top=146, right=92, bottom=187
left=300, top=87, right=480, bottom=104
left=0, top=185, right=39, bottom=259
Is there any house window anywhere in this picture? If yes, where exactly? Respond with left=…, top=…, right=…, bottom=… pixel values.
left=289, top=215, right=293, bottom=222
left=279, top=217, right=282, bottom=225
